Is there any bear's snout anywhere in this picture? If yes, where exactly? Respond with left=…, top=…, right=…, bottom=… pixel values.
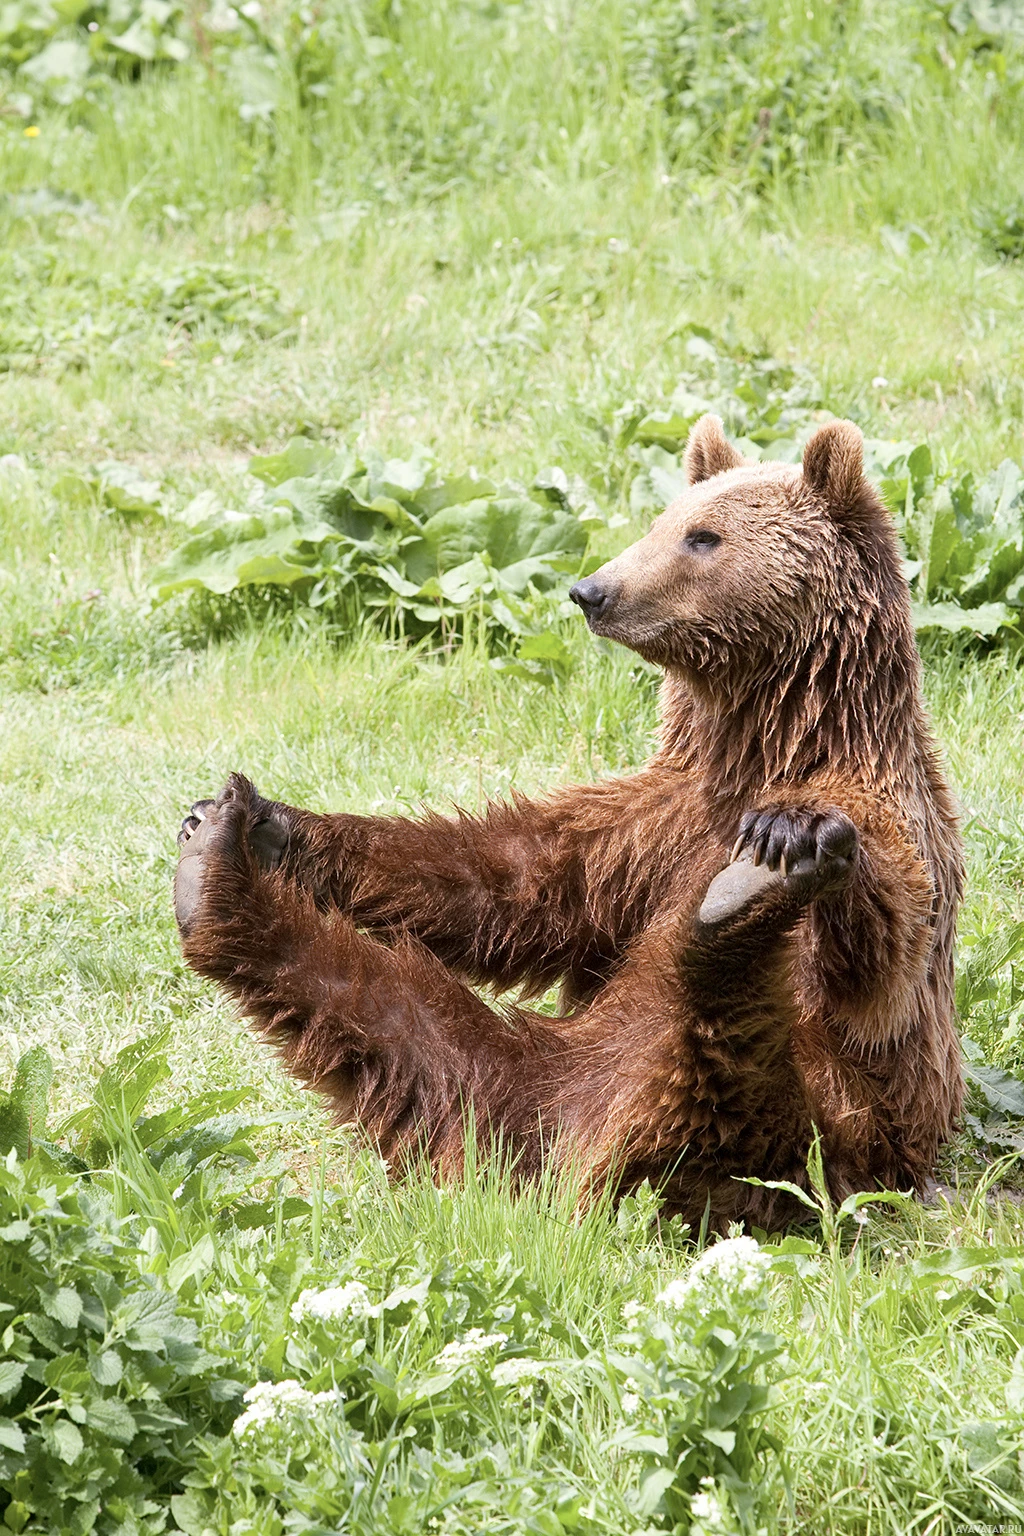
left=569, top=576, right=615, bottom=624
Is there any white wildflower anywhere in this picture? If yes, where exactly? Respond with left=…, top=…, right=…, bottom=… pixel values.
left=620, top=1391, right=640, bottom=1415
left=657, top=1236, right=772, bottom=1310
left=492, top=1357, right=543, bottom=1388
left=290, top=1280, right=373, bottom=1325
left=232, top=1379, right=316, bottom=1439
left=621, top=1299, right=644, bottom=1324
left=690, top=1476, right=729, bottom=1528
left=437, top=1329, right=508, bottom=1368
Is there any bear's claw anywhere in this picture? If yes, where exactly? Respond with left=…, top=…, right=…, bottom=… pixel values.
left=729, top=804, right=857, bottom=876
left=699, top=806, right=858, bottom=930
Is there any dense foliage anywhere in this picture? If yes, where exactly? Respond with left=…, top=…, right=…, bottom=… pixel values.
left=5, top=0, right=1024, bottom=201
left=137, top=328, right=1024, bottom=643
left=147, top=437, right=594, bottom=667
left=2, top=1040, right=1024, bottom=1533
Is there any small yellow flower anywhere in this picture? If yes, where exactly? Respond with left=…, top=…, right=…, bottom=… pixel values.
left=24, top=126, right=40, bottom=138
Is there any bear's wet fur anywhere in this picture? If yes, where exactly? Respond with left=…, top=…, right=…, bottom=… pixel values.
left=174, top=415, right=963, bottom=1228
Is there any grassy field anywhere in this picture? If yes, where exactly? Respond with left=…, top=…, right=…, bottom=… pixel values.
left=3, top=1, right=1024, bottom=1531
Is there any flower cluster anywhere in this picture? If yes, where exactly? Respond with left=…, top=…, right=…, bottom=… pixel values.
left=436, top=1329, right=508, bottom=1369
left=290, top=1280, right=374, bottom=1325
left=657, top=1236, right=772, bottom=1311
left=491, top=1357, right=542, bottom=1388
left=689, top=1476, right=737, bottom=1534
left=232, top=1379, right=337, bottom=1439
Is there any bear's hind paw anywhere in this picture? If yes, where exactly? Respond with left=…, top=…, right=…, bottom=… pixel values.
left=173, top=777, right=291, bottom=936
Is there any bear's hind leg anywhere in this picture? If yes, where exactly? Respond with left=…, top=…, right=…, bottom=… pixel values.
left=174, top=777, right=556, bottom=1170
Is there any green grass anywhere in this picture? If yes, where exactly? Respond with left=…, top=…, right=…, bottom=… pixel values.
left=3, top=0, right=1024, bottom=1529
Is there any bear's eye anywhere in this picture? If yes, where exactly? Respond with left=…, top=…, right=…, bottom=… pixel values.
left=683, top=529, right=721, bottom=552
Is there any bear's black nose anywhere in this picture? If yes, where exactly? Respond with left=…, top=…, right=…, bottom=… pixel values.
left=569, top=578, right=609, bottom=618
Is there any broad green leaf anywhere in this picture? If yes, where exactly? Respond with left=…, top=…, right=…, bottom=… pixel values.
left=628, top=444, right=689, bottom=515
left=916, top=486, right=958, bottom=597
left=0, top=1419, right=24, bottom=1453
left=911, top=600, right=1016, bottom=635
left=44, top=1417, right=83, bottom=1464
left=0, top=1361, right=27, bottom=1402
left=170, top=1492, right=212, bottom=1536
left=532, top=466, right=570, bottom=504
left=95, top=461, right=162, bottom=516
left=610, top=1429, right=669, bottom=1455
left=20, top=39, right=90, bottom=87
left=134, top=1087, right=254, bottom=1149
left=635, top=387, right=718, bottom=449
left=85, top=1396, right=136, bottom=1444
left=150, top=505, right=338, bottom=599
left=912, top=1247, right=1024, bottom=1278
left=632, top=1467, right=675, bottom=1517
left=119, top=1289, right=197, bottom=1352
left=230, top=1196, right=310, bottom=1230
left=837, top=1189, right=915, bottom=1216
left=734, top=1176, right=821, bottom=1211
left=966, top=1061, right=1024, bottom=1116
left=94, top=1029, right=171, bottom=1123
left=0, top=1099, right=29, bottom=1162
left=248, top=438, right=344, bottom=486
left=42, top=1286, right=82, bottom=1329
left=9, top=1047, right=53, bottom=1149
left=417, top=496, right=586, bottom=576
left=399, top=1370, right=459, bottom=1409
left=165, top=1235, right=216, bottom=1293
left=417, top=470, right=498, bottom=516
left=906, top=441, right=933, bottom=492
left=90, top=1349, right=123, bottom=1386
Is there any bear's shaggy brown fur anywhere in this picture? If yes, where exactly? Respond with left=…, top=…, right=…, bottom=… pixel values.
left=174, top=416, right=964, bottom=1227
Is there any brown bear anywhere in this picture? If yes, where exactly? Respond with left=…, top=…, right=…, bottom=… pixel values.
left=173, top=415, right=964, bottom=1228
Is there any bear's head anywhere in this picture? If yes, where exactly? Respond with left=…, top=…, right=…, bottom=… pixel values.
left=570, top=415, right=906, bottom=690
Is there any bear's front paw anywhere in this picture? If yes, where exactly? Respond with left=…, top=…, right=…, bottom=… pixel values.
left=173, top=774, right=291, bottom=935
left=729, top=805, right=857, bottom=881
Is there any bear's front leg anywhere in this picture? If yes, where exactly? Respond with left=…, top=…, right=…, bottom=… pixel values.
left=647, top=809, right=859, bottom=1225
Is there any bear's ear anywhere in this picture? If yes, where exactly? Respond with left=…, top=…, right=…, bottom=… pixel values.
left=684, top=414, right=743, bottom=485
left=801, top=420, right=865, bottom=509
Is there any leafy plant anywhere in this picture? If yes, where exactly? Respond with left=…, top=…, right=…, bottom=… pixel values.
left=617, top=323, right=822, bottom=518
left=0, top=1050, right=53, bottom=1163
left=0, top=1150, right=243, bottom=1536
left=623, top=0, right=911, bottom=191
left=0, top=249, right=286, bottom=375
left=605, top=1235, right=784, bottom=1533
left=0, top=1031, right=305, bottom=1231
left=148, top=437, right=595, bottom=656
left=974, top=198, right=1024, bottom=260
left=880, top=445, right=1024, bottom=635
left=121, top=262, right=289, bottom=345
